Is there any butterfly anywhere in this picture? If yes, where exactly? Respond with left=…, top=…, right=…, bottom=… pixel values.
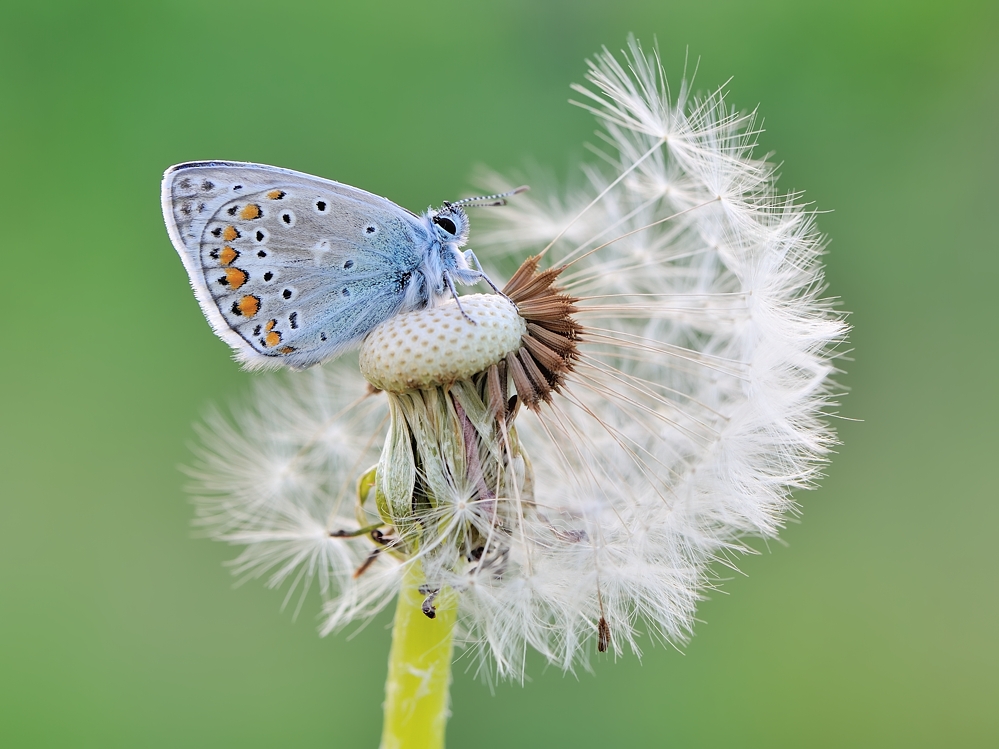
left=161, top=161, right=525, bottom=370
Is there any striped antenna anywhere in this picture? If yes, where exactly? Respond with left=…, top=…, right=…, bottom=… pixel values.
left=450, top=185, right=529, bottom=208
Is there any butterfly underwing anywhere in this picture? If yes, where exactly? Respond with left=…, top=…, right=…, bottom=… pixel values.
left=161, top=160, right=512, bottom=370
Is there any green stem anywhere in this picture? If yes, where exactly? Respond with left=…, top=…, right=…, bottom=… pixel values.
left=379, top=563, right=457, bottom=749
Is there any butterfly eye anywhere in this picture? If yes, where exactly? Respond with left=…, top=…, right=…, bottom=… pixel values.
left=433, top=215, right=457, bottom=235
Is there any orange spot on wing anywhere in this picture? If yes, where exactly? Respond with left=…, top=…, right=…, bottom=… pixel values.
left=224, top=268, right=248, bottom=290
left=239, top=204, right=261, bottom=220
left=265, top=330, right=282, bottom=347
left=265, top=319, right=276, bottom=332
left=236, top=295, right=260, bottom=317
left=219, top=246, right=238, bottom=265
left=267, top=190, right=286, bottom=200
left=222, top=225, right=239, bottom=241
left=279, top=346, right=296, bottom=354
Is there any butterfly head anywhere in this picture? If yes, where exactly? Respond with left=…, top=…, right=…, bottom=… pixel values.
left=429, top=202, right=469, bottom=247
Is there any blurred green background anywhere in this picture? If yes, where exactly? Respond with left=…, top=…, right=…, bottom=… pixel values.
left=2, top=1, right=996, bottom=746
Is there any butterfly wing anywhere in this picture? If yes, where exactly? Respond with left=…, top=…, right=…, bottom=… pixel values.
left=162, top=161, right=430, bottom=369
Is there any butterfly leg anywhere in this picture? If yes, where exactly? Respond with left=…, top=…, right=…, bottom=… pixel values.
left=443, top=271, right=478, bottom=325
left=462, top=250, right=511, bottom=301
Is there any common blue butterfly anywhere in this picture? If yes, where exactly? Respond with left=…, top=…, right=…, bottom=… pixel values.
left=161, top=161, right=524, bottom=370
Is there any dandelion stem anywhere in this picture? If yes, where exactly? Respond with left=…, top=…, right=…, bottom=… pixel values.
left=380, top=563, right=457, bottom=749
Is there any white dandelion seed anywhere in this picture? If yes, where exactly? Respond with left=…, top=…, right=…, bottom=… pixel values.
left=187, top=37, right=847, bottom=681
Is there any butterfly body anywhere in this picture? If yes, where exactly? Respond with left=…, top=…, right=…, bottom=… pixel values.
left=162, top=161, right=488, bottom=370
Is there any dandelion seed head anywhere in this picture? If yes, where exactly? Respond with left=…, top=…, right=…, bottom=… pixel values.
left=186, top=38, right=847, bottom=679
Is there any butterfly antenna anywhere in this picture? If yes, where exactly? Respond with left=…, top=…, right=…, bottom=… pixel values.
left=451, top=185, right=529, bottom=208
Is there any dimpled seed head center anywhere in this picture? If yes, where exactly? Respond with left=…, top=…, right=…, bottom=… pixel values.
left=359, top=294, right=527, bottom=392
